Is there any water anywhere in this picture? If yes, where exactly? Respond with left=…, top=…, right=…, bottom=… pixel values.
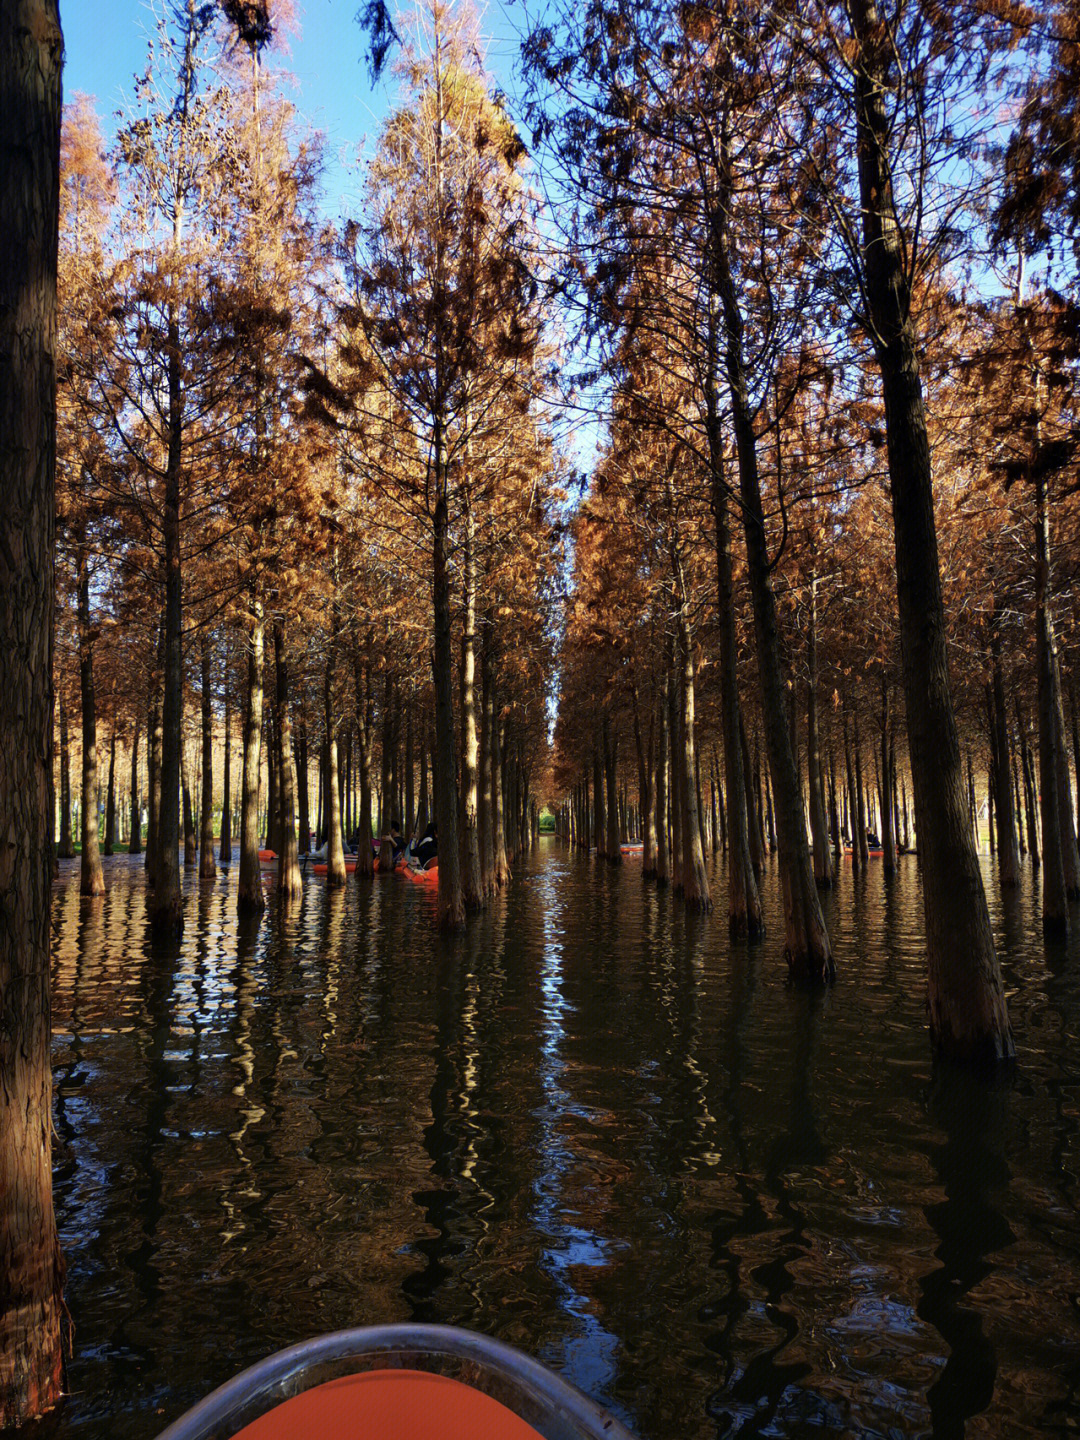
left=28, top=843, right=1080, bottom=1439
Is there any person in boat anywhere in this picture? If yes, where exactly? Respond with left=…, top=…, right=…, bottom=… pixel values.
left=389, top=819, right=406, bottom=858
left=866, top=830, right=880, bottom=848
left=414, top=821, right=437, bottom=868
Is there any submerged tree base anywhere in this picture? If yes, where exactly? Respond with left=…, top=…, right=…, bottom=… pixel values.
left=786, top=948, right=837, bottom=985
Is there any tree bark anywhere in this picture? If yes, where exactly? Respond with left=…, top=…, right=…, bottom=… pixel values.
left=128, top=714, right=142, bottom=856
left=990, top=634, right=1019, bottom=885
left=604, top=716, right=622, bottom=867
left=655, top=674, right=669, bottom=885
left=459, top=503, right=482, bottom=905
left=237, top=596, right=266, bottom=913
left=198, top=633, right=216, bottom=878
left=324, top=606, right=346, bottom=888
left=353, top=657, right=374, bottom=879
left=181, top=729, right=196, bottom=869
left=677, top=611, right=711, bottom=911
left=273, top=618, right=302, bottom=898
left=0, top=1, right=67, bottom=1417
left=850, top=0, right=1011, bottom=1057
left=479, top=623, right=495, bottom=896
left=433, top=485, right=465, bottom=925
left=879, top=680, right=896, bottom=875
left=806, top=574, right=833, bottom=888
left=103, top=725, right=117, bottom=856
left=219, top=657, right=232, bottom=863
left=57, top=694, right=74, bottom=858
left=77, top=544, right=104, bottom=895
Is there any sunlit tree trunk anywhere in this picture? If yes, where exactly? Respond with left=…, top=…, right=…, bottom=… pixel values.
left=104, top=724, right=117, bottom=856
left=433, top=480, right=465, bottom=925
left=677, top=608, right=711, bottom=912
left=181, top=732, right=196, bottom=868
left=219, top=658, right=232, bottom=864
left=128, top=714, right=142, bottom=856
left=806, top=573, right=833, bottom=889
left=479, top=623, right=495, bottom=896
left=274, top=619, right=302, bottom=899
left=353, top=657, right=375, bottom=880
left=77, top=542, right=105, bottom=895
left=147, top=675, right=163, bottom=887
left=324, top=602, right=346, bottom=888
left=237, top=596, right=265, bottom=913
left=0, top=1, right=66, bottom=1416
left=198, top=634, right=216, bottom=878
left=990, top=634, right=1019, bottom=886
left=853, top=709, right=869, bottom=867
left=850, top=0, right=1010, bottom=1056
left=491, top=700, right=510, bottom=888
left=57, top=695, right=74, bottom=858
left=459, top=502, right=482, bottom=905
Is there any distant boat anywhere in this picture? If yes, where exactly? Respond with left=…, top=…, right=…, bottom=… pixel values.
left=154, top=1324, right=638, bottom=1440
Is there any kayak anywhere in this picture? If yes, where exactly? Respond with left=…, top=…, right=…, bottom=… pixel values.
left=843, top=847, right=884, bottom=858
left=403, top=859, right=438, bottom=885
left=619, top=843, right=643, bottom=855
left=154, top=1323, right=638, bottom=1439
left=306, top=857, right=358, bottom=876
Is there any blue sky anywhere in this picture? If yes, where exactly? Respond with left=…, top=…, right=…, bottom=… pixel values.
left=61, top=0, right=530, bottom=220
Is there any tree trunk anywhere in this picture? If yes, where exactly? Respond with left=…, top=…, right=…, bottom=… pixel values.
left=324, top=609, right=346, bottom=888
left=677, top=610, right=711, bottom=911
left=853, top=709, right=869, bottom=867
left=57, top=694, right=74, bottom=858
left=806, top=577, right=833, bottom=889
left=432, top=485, right=464, bottom=926
left=128, top=714, right=142, bottom=856
left=219, top=661, right=232, bottom=863
left=479, top=625, right=495, bottom=896
left=604, top=716, right=622, bottom=867
left=77, top=545, right=105, bottom=895
left=274, top=618, right=302, bottom=899
left=632, top=683, right=656, bottom=880
left=849, top=0, right=1010, bottom=1057
left=237, top=597, right=266, bottom=913
left=198, top=634, right=216, bottom=878
left=990, top=635, right=1019, bottom=885
left=879, top=680, right=896, bottom=874
left=655, top=675, right=670, bottom=886
left=148, top=304, right=185, bottom=934
left=0, top=2, right=67, bottom=1416
left=1035, top=463, right=1068, bottom=931
left=492, top=705, right=510, bottom=887
left=296, top=708, right=310, bottom=856
left=353, top=658, right=375, bottom=880
left=459, top=504, right=482, bottom=906
left=103, top=725, right=116, bottom=856
left=147, top=673, right=163, bottom=886
left=181, top=730, right=196, bottom=869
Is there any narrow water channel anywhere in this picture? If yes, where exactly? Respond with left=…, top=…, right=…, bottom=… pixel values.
left=38, top=843, right=1080, bottom=1439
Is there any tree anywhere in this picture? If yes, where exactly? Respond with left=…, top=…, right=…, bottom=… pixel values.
left=0, top=0, right=67, bottom=1422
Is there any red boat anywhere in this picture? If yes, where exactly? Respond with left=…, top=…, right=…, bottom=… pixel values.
left=155, top=1324, right=637, bottom=1440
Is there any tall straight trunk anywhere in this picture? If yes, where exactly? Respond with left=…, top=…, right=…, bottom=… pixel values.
left=149, top=305, right=185, bottom=934
left=849, top=0, right=1010, bottom=1057
left=1072, top=683, right=1080, bottom=841
left=632, top=684, right=656, bottom=880
left=77, top=546, right=105, bottom=895
left=592, top=745, right=605, bottom=859
left=879, top=680, right=896, bottom=874
left=479, top=629, right=495, bottom=895
left=655, top=675, right=670, bottom=885
left=459, top=506, right=482, bottom=905
left=219, top=666, right=232, bottom=863
left=103, top=724, right=117, bottom=856
left=853, top=710, right=869, bottom=867
left=990, top=635, right=1019, bottom=885
left=1012, top=750, right=1025, bottom=855
left=1017, top=700, right=1040, bottom=867
left=603, top=716, right=622, bottom=866
left=0, top=2, right=66, bottom=1416
left=827, top=747, right=841, bottom=859
left=378, top=673, right=392, bottom=839
left=806, top=577, right=833, bottom=888
left=273, top=619, right=302, bottom=899
left=353, top=657, right=375, bottom=879
left=740, top=715, right=764, bottom=880
left=709, top=446, right=762, bottom=933
left=714, top=747, right=727, bottom=852
left=128, top=714, right=142, bottom=856
left=1035, top=462, right=1068, bottom=931
left=669, top=643, right=684, bottom=892
left=199, top=634, right=216, bottom=878
left=676, top=608, right=711, bottom=911
left=418, top=735, right=430, bottom=837
left=324, top=608, right=346, bottom=888
left=237, top=598, right=266, bottom=913
left=296, top=709, right=310, bottom=856
left=147, top=672, right=163, bottom=885
left=181, top=731, right=196, bottom=868
left=432, top=484, right=464, bottom=926
left=405, top=707, right=414, bottom=844
left=57, top=694, right=74, bottom=858
left=492, top=705, right=510, bottom=887
left=1054, top=662, right=1080, bottom=899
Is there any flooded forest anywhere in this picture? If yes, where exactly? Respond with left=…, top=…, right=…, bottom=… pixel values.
left=2, top=0, right=1080, bottom=1435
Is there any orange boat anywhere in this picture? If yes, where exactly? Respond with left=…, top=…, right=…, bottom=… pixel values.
left=155, top=1324, right=636, bottom=1440
left=403, top=859, right=438, bottom=885
left=306, top=857, right=359, bottom=876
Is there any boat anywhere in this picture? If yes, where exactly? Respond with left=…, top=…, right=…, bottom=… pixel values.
left=154, top=1323, right=638, bottom=1439
left=304, top=856, right=359, bottom=876
left=843, top=846, right=884, bottom=858
left=619, top=843, right=643, bottom=855
left=403, top=858, right=438, bottom=885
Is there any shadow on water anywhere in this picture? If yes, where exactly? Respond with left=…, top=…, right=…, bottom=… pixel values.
left=32, top=847, right=1080, bottom=1440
